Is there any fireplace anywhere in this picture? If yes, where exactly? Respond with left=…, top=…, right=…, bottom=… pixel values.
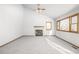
left=34, top=26, right=44, bottom=36
left=35, top=30, right=43, bottom=36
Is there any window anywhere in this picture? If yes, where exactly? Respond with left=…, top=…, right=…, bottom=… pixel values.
left=56, top=21, right=60, bottom=30
left=71, top=15, right=78, bottom=32
left=46, top=22, right=52, bottom=30
left=60, top=18, right=69, bottom=31
left=56, top=13, right=79, bottom=33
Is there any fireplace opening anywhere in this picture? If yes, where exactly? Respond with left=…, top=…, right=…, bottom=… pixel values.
left=35, top=30, right=43, bottom=36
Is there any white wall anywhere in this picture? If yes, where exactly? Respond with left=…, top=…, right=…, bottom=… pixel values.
left=0, top=5, right=24, bottom=46
left=24, top=8, right=55, bottom=36
left=56, top=7, right=79, bottom=47
left=0, top=5, right=55, bottom=46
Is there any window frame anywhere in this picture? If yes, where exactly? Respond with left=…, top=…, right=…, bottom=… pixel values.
left=56, top=21, right=60, bottom=30
left=60, top=17, right=69, bottom=31
left=56, top=13, right=79, bottom=33
left=71, top=14, right=78, bottom=33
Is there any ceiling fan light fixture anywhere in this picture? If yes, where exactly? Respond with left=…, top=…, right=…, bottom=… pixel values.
left=35, top=4, right=46, bottom=14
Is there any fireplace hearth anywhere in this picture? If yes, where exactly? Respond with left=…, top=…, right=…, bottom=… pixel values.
left=35, top=30, right=43, bottom=36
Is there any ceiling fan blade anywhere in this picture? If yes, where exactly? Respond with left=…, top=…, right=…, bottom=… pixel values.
left=37, top=8, right=41, bottom=10
left=41, top=8, right=46, bottom=10
left=34, top=4, right=46, bottom=13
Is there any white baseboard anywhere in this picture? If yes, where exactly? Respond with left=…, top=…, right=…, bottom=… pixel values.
left=0, top=35, right=23, bottom=47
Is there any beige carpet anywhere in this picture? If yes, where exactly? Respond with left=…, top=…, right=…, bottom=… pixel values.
left=0, top=36, right=78, bottom=54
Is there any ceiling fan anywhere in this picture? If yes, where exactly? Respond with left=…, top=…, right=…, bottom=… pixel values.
left=35, top=4, right=46, bottom=13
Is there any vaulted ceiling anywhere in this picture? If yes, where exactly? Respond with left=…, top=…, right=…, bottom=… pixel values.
left=23, top=4, right=79, bottom=19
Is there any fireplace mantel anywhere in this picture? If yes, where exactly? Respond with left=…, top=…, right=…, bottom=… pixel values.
left=34, top=26, right=44, bottom=28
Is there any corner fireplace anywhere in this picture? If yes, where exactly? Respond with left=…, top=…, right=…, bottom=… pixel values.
left=35, top=30, right=43, bottom=36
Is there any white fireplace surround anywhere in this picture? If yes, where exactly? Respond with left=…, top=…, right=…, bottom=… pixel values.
left=34, top=26, right=44, bottom=36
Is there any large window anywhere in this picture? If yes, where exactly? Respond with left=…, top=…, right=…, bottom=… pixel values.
left=46, top=22, right=52, bottom=30
left=60, top=18, right=69, bottom=31
left=71, top=15, right=78, bottom=32
left=56, top=14, right=79, bottom=33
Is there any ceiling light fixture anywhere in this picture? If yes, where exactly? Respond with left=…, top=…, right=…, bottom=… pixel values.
left=35, top=4, right=46, bottom=14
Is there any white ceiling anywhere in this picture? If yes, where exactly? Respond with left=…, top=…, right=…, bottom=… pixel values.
left=24, top=4, right=79, bottom=19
